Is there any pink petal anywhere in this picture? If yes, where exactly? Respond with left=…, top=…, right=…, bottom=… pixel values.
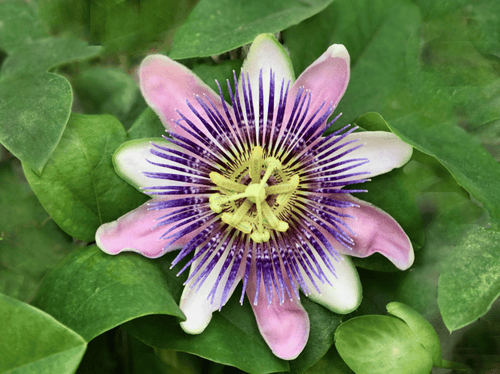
left=95, top=198, right=202, bottom=259
left=330, top=195, right=414, bottom=270
left=246, top=271, right=310, bottom=360
left=139, top=54, right=227, bottom=144
left=289, top=44, right=350, bottom=137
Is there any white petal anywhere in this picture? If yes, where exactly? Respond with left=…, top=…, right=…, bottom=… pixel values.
left=239, top=34, right=295, bottom=140
left=304, top=254, right=362, bottom=314
left=332, top=131, right=413, bottom=182
left=113, top=138, right=190, bottom=190
left=179, top=246, right=243, bottom=334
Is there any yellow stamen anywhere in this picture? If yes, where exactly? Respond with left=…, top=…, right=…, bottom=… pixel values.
left=249, top=146, right=263, bottom=183
left=210, top=172, right=246, bottom=192
left=265, top=175, right=299, bottom=195
left=209, top=148, right=299, bottom=242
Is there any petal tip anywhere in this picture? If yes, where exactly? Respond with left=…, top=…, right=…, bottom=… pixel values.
left=95, top=222, right=120, bottom=255
left=180, top=316, right=211, bottom=335
left=327, top=44, right=350, bottom=63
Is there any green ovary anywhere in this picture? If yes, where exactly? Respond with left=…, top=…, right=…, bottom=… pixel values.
left=209, top=146, right=299, bottom=243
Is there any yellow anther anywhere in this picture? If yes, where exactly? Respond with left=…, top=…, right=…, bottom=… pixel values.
left=262, top=202, right=288, bottom=231
left=251, top=229, right=270, bottom=243
left=276, top=221, right=289, bottom=232
left=209, top=194, right=223, bottom=213
left=221, top=199, right=252, bottom=227
left=221, top=212, right=252, bottom=234
left=264, top=157, right=281, bottom=170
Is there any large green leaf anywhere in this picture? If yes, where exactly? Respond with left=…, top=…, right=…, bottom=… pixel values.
left=284, top=0, right=398, bottom=75
left=0, top=73, right=72, bottom=175
left=0, top=161, right=77, bottom=302
left=23, top=113, right=148, bottom=241
left=88, top=0, right=197, bottom=53
left=32, top=245, right=183, bottom=342
left=37, top=0, right=91, bottom=40
left=123, top=253, right=289, bottom=374
left=438, top=227, right=500, bottom=332
left=1, top=38, right=101, bottom=77
left=335, top=315, right=433, bottom=374
left=0, top=293, right=86, bottom=374
left=0, top=0, right=45, bottom=53
left=388, top=114, right=500, bottom=221
left=169, top=0, right=334, bottom=59
left=336, top=0, right=422, bottom=127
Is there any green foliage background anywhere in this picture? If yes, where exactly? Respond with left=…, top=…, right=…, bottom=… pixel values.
left=1, top=0, right=500, bottom=373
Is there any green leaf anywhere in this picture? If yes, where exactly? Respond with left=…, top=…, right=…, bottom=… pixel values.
left=75, top=332, right=121, bottom=374
left=1, top=38, right=102, bottom=77
left=388, top=114, right=500, bottom=221
left=386, top=302, right=442, bottom=366
left=438, top=227, right=500, bottom=332
left=335, top=0, right=422, bottom=127
left=471, top=1, right=500, bottom=55
left=0, top=293, right=86, bottom=374
left=88, top=0, right=196, bottom=53
left=127, top=107, right=166, bottom=140
left=169, top=0, right=334, bottom=59
left=335, top=315, right=433, bottom=374
left=284, top=0, right=398, bottom=75
left=191, top=59, right=244, bottom=102
left=0, top=0, right=45, bottom=53
left=415, top=0, right=471, bottom=21
left=123, top=253, right=289, bottom=374
left=73, top=67, right=146, bottom=129
left=32, top=245, right=184, bottom=342
left=304, top=345, right=354, bottom=374
left=38, top=0, right=90, bottom=40
left=0, top=161, right=78, bottom=302
left=23, top=113, right=148, bottom=241
left=154, top=349, right=204, bottom=374
left=0, top=73, right=72, bottom=174
left=289, top=298, right=343, bottom=374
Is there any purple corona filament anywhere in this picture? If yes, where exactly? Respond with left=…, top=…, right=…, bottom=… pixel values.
left=143, top=69, right=368, bottom=308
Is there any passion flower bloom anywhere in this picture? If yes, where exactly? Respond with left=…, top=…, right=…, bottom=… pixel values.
left=96, top=34, right=414, bottom=360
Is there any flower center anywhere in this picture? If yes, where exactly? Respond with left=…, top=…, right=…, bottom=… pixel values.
left=209, top=146, right=299, bottom=243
